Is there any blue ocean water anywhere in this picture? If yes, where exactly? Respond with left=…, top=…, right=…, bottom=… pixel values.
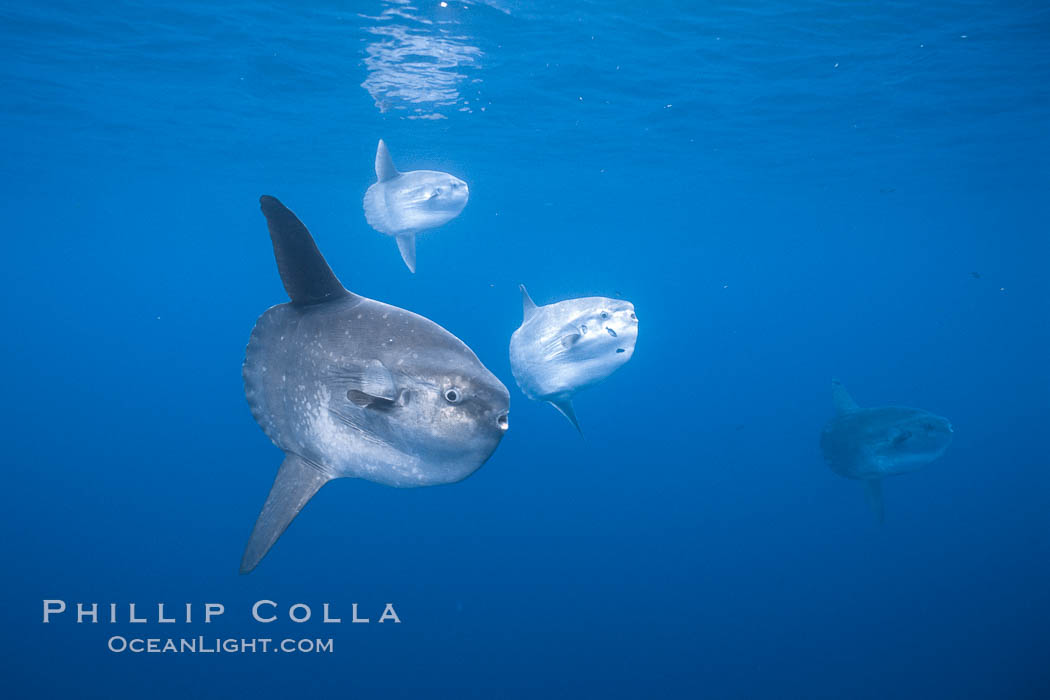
left=2, top=0, right=1048, bottom=697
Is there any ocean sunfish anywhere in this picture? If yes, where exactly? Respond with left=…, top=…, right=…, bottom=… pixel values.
left=820, top=380, right=953, bottom=522
left=362, top=139, right=469, bottom=273
left=241, top=195, right=509, bottom=573
left=508, top=285, right=638, bottom=432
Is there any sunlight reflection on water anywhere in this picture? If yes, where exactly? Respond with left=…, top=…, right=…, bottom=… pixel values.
left=361, top=0, right=483, bottom=119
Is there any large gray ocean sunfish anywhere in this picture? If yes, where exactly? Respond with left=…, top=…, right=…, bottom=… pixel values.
left=820, top=379, right=953, bottom=523
left=508, top=285, right=638, bottom=433
left=362, top=139, right=469, bottom=273
left=240, top=196, right=509, bottom=573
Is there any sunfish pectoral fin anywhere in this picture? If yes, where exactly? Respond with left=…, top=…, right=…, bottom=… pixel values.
left=347, top=390, right=398, bottom=408
left=520, top=284, right=538, bottom=321
left=360, top=359, right=396, bottom=400
left=831, top=378, right=860, bottom=415
left=548, top=398, right=583, bottom=435
left=240, top=454, right=333, bottom=574
left=864, top=479, right=885, bottom=524
left=375, top=139, right=400, bottom=182
left=560, top=333, right=581, bottom=348
left=396, top=234, right=416, bottom=273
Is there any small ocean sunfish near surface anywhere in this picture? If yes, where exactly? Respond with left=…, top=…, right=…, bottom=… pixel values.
left=240, top=196, right=509, bottom=573
left=362, top=139, right=469, bottom=273
left=509, top=285, right=638, bottom=432
left=820, top=379, right=953, bottom=523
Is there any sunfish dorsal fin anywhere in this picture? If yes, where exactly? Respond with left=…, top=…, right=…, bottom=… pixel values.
left=260, top=195, right=350, bottom=306
left=864, top=479, right=885, bottom=524
left=375, top=139, right=400, bottom=182
left=549, top=397, right=583, bottom=435
left=395, top=234, right=416, bottom=273
left=241, top=454, right=332, bottom=574
left=520, top=284, right=538, bottom=321
left=831, top=379, right=860, bottom=414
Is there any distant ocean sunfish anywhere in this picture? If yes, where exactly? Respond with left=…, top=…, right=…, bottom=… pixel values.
left=820, top=380, right=953, bottom=522
left=509, top=285, right=638, bottom=432
left=362, top=139, right=469, bottom=273
left=241, top=196, right=509, bottom=573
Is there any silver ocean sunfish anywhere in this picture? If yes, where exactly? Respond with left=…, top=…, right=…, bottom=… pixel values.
left=241, top=196, right=509, bottom=573
left=362, top=139, right=469, bottom=273
left=508, top=285, right=638, bottom=433
left=820, top=379, right=953, bottom=522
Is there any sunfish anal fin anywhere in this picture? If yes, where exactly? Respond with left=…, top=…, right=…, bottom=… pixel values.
left=259, top=195, right=350, bottom=306
left=375, top=139, right=400, bottom=182
left=520, top=284, right=538, bottom=321
left=549, top=397, right=583, bottom=436
left=396, top=234, right=416, bottom=273
left=831, top=379, right=860, bottom=415
left=864, top=479, right=885, bottom=524
left=240, top=454, right=332, bottom=574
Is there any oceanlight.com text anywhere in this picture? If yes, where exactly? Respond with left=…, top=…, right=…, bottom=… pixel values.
left=107, top=636, right=334, bottom=654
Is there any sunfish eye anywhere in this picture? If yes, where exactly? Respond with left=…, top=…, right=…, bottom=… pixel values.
left=600, top=312, right=610, bottom=320
left=444, top=388, right=462, bottom=404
